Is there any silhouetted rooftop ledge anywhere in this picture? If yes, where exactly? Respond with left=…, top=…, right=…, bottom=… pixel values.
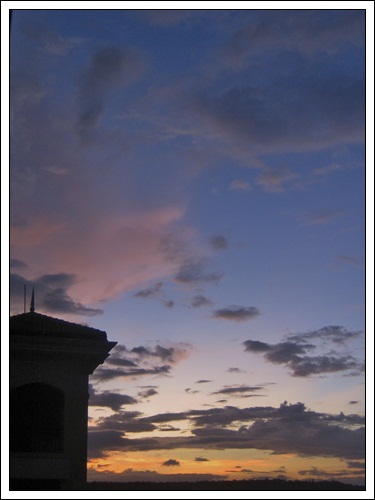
left=10, top=311, right=110, bottom=341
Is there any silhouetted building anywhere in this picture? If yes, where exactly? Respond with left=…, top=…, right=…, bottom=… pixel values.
left=9, top=302, right=116, bottom=491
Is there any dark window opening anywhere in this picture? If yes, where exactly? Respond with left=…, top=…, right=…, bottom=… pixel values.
left=10, top=383, right=64, bottom=453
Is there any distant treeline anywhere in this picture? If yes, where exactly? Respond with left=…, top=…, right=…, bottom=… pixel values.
left=86, top=478, right=365, bottom=491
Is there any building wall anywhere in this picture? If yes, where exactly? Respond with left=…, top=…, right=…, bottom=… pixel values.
left=10, top=347, right=91, bottom=490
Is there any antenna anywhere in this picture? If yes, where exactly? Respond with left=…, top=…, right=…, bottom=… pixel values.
left=24, top=285, right=26, bottom=313
left=30, top=286, right=35, bottom=313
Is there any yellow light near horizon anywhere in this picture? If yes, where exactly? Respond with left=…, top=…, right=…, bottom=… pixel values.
left=88, top=449, right=365, bottom=483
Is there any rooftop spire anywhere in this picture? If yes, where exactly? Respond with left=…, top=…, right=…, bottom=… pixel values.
left=30, top=287, right=35, bottom=313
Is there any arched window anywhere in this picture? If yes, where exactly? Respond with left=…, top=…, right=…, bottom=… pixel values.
left=10, top=383, right=64, bottom=453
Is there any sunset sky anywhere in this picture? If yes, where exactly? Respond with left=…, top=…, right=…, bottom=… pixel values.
left=5, top=3, right=373, bottom=490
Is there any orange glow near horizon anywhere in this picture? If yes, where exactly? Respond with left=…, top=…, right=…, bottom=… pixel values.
left=87, top=449, right=364, bottom=483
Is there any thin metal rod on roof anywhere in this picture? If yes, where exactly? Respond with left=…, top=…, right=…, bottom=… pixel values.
left=30, top=287, right=35, bottom=313
left=24, top=285, right=26, bottom=314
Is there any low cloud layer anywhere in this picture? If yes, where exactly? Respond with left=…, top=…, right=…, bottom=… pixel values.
left=243, top=326, right=364, bottom=377
left=88, top=401, right=365, bottom=461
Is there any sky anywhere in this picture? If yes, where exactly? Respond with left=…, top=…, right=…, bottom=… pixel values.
left=3, top=1, right=374, bottom=492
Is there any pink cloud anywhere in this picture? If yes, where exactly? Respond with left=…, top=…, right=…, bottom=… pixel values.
left=11, top=205, right=192, bottom=305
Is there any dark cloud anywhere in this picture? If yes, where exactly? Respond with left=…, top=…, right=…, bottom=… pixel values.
left=87, top=402, right=365, bottom=461
left=10, top=272, right=103, bottom=316
left=346, top=460, right=365, bottom=470
left=227, top=367, right=245, bottom=373
left=191, top=72, right=364, bottom=159
left=137, top=387, right=158, bottom=399
left=133, top=282, right=163, bottom=298
left=195, top=379, right=212, bottom=384
left=298, top=466, right=357, bottom=479
left=133, top=281, right=174, bottom=309
left=89, top=386, right=138, bottom=411
left=90, top=342, right=191, bottom=382
left=159, top=425, right=181, bottom=432
left=88, top=429, right=127, bottom=458
left=76, top=45, right=144, bottom=143
left=161, top=459, right=180, bottom=467
left=242, top=340, right=271, bottom=352
left=87, top=466, right=226, bottom=483
left=163, top=300, right=175, bottom=308
left=209, top=235, right=228, bottom=250
left=185, top=388, right=199, bottom=395
left=174, top=259, right=222, bottom=285
left=287, top=325, right=362, bottom=345
left=195, top=457, right=210, bottom=462
left=91, top=365, right=171, bottom=382
left=190, top=295, right=214, bottom=308
left=94, top=412, right=157, bottom=434
left=243, top=326, right=364, bottom=377
left=213, top=306, right=260, bottom=321
left=211, top=385, right=264, bottom=397
left=10, top=258, right=27, bottom=270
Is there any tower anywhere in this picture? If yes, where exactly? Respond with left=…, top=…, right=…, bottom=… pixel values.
left=9, top=296, right=116, bottom=491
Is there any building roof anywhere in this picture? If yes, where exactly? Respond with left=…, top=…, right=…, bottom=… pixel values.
left=10, top=312, right=109, bottom=341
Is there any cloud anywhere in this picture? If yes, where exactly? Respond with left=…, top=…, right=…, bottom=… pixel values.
left=256, top=167, right=298, bottom=192
left=195, top=457, right=210, bottom=462
left=212, top=306, right=260, bottom=321
left=93, top=411, right=157, bottom=434
left=87, top=466, right=226, bottom=483
left=133, top=282, right=163, bottom=298
left=287, top=325, right=362, bottom=346
left=87, top=402, right=365, bottom=461
left=174, top=258, right=222, bottom=285
left=10, top=272, right=103, bottom=316
left=227, top=367, right=246, bottom=374
left=337, top=255, right=364, bottom=267
left=140, top=10, right=199, bottom=26
left=10, top=258, right=27, bottom=270
left=88, top=429, right=127, bottom=458
left=76, top=45, right=145, bottom=143
left=133, top=282, right=175, bottom=309
left=89, top=385, right=138, bottom=411
left=226, top=10, right=364, bottom=61
left=11, top=206, right=193, bottom=311
left=190, top=295, right=214, bottom=308
left=209, top=236, right=228, bottom=250
left=91, top=342, right=191, bottom=382
left=211, top=385, right=264, bottom=397
left=229, top=180, right=251, bottom=192
left=91, top=365, right=171, bottom=383
left=346, top=460, right=365, bottom=470
left=137, top=387, right=159, bottom=399
left=21, top=21, right=84, bottom=56
left=161, top=459, right=180, bottom=467
left=195, top=380, right=212, bottom=384
left=297, top=465, right=365, bottom=484
left=302, top=209, right=343, bottom=225
left=191, top=72, right=364, bottom=158
left=243, top=326, right=364, bottom=377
